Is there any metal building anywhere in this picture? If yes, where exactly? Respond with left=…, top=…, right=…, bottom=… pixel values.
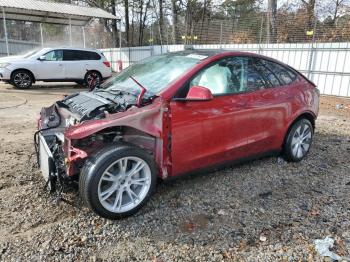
left=0, top=0, right=119, bottom=56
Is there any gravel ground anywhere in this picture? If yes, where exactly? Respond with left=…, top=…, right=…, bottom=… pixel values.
left=0, top=83, right=350, bottom=261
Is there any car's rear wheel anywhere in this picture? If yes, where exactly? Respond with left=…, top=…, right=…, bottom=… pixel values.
left=11, top=70, right=33, bottom=89
left=283, top=118, right=313, bottom=162
left=84, top=71, right=102, bottom=90
left=79, top=143, right=157, bottom=219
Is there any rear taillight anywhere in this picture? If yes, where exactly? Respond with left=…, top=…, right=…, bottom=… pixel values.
left=103, top=61, right=111, bottom=67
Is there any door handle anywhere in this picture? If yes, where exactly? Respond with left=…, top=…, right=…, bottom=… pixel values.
left=58, top=64, right=63, bottom=66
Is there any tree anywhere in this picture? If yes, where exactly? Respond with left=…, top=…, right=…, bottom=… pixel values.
left=124, top=0, right=130, bottom=45
left=267, top=0, right=277, bottom=43
left=301, top=0, right=316, bottom=29
left=171, top=0, right=179, bottom=43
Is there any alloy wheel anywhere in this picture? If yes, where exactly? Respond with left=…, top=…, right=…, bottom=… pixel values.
left=13, top=73, right=31, bottom=88
left=97, top=156, right=152, bottom=213
left=291, top=123, right=312, bottom=159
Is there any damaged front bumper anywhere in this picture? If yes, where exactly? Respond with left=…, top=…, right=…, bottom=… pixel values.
left=34, top=128, right=88, bottom=191
left=37, top=133, right=56, bottom=190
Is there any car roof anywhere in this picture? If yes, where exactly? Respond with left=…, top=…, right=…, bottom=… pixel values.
left=44, top=47, right=101, bottom=52
left=169, top=49, right=269, bottom=60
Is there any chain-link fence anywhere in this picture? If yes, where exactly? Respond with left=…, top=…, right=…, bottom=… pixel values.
left=0, top=19, right=114, bottom=56
left=162, top=14, right=350, bottom=46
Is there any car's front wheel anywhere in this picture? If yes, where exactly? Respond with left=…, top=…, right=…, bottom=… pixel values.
left=11, top=70, right=33, bottom=89
left=79, top=143, right=157, bottom=219
left=283, top=118, right=314, bottom=162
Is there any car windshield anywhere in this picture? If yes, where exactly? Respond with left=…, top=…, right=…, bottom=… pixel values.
left=100, top=53, right=204, bottom=97
left=21, top=49, right=42, bottom=58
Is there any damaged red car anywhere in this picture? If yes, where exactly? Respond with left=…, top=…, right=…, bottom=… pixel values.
left=35, top=50, right=319, bottom=219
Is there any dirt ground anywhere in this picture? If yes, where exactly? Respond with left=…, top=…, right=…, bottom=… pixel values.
left=0, top=82, right=350, bottom=261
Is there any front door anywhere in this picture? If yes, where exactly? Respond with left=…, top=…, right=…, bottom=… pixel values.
left=35, top=50, right=65, bottom=80
left=170, top=56, right=262, bottom=176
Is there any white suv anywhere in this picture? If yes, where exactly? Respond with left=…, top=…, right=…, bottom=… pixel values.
left=0, top=47, right=112, bottom=89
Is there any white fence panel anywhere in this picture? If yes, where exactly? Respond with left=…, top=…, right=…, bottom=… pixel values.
left=101, top=43, right=350, bottom=97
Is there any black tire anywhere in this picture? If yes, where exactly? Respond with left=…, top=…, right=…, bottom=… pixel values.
left=84, top=71, right=102, bottom=90
left=11, top=70, right=33, bottom=89
left=283, top=118, right=314, bottom=162
left=79, top=143, right=157, bottom=219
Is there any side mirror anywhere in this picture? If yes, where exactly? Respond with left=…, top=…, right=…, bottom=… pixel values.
left=185, top=86, right=213, bottom=101
left=38, top=55, right=46, bottom=61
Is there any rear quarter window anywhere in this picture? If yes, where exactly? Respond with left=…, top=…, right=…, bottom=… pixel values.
left=86, top=51, right=101, bottom=60
left=264, top=60, right=297, bottom=85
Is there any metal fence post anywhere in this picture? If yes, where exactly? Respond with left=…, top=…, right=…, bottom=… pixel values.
left=40, top=23, right=44, bottom=47
left=258, top=14, right=264, bottom=54
left=219, top=21, right=223, bottom=48
left=2, top=7, right=9, bottom=56
left=307, top=20, right=317, bottom=79
left=69, top=17, right=72, bottom=46
left=82, top=26, right=86, bottom=48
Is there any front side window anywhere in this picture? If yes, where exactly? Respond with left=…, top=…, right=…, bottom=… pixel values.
left=44, top=50, right=63, bottom=61
left=188, top=57, right=266, bottom=96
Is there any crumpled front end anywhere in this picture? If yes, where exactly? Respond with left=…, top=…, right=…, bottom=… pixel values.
left=35, top=103, right=88, bottom=190
left=35, top=92, right=170, bottom=191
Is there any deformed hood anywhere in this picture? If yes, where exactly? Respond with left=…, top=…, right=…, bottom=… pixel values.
left=59, top=90, right=138, bottom=122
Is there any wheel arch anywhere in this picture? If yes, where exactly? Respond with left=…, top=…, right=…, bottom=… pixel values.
left=85, top=69, right=102, bottom=79
left=11, top=68, right=36, bottom=83
left=282, top=111, right=316, bottom=147
left=73, top=125, right=162, bottom=176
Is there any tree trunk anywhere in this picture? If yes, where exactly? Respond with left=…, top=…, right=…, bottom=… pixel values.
left=306, top=0, right=316, bottom=30
left=159, top=0, right=164, bottom=44
left=111, top=1, right=118, bottom=47
left=332, top=0, right=341, bottom=24
left=138, top=0, right=144, bottom=45
left=124, top=0, right=130, bottom=46
left=141, top=0, right=150, bottom=45
left=171, top=0, right=178, bottom=44
left=267, top=0, right=277, bottom=43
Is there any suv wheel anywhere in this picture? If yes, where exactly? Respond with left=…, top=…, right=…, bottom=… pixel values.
left=84, top=71, right=102, bottom=90
left=79, top=143, right=157, bottom=219
left=11, top=70, right=33, bottom=89
left=283, top=118, right=314, bottom=162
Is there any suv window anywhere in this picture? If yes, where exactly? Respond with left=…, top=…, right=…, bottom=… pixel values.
left=253, top=58, right=281, bottom=87
left=63, top=50, right=101, bottom=61
left=43, top=50, right=63, bottom=61
left=86, top=51, right=101, bottom=60
left=261, top=59, right=297, bottom=85
left=188, top=56, right=266, bottom=96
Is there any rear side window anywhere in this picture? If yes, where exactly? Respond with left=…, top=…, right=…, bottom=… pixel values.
left=86, top=51, right=101, bottom=60
left=262, top=60, right=297, bottom=85
left=63, top=50, right=101, bottom=61
left=253, top=58, right=281, bottom=87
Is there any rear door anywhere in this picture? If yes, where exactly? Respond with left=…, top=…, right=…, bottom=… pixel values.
left=243, top=57, right=300, bottom=153
left=63, top=50, right=89, bottom=80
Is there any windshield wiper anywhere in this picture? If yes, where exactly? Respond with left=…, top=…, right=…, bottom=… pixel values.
left=129, top=76, right=147, bottom=106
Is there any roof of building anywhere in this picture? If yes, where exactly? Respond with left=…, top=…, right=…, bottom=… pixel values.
left=0, top=0, right=118, bottom=26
